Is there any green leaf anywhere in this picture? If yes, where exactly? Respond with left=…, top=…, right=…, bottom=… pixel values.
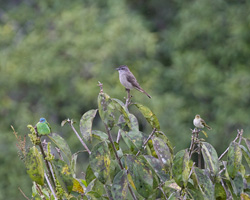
left=244, top=138, right=250, bottom=152
left=172, top=149, right=190, bottom=187
left=144, top=155, right=168, bottom=182
left=241, top=193, right=250, bottom=200
left=25, top=146, right=44, bottom=185
left=98, top=92, right=115, bottom=128
left=240, top=145, right=250, bottom=168
left=85, top=165, right=96, bottom=185
left=89, top=141, right=111, bottom=184
left=52, top=159, right=74, bottom=193
left=227, top=142, right=242, bottom=178
left=152, top=136, right=172, bottom=171
left=126, top=155, right=154, bottom=198
left=71, top=151, right=81, bottom=176
left=129, top=114, right=139, bottom=131
left=230, top=172, right=243, bottom=196
left=134, top=103, right=160, bottom=130
left=111, top=170, right=128, bottom=200
left=80, top=109, right=98, bottom=143
left=120, top=129, right=143, bottom=152
left=48, top=133, right=72, bottom=163
left=194, top=167, right=215, bottom=200
left=92, top=130, right=109, bottom=141
left=214, top=182, right=226, bottom=200
left=201, top=142, right=219, bottom=177
left=112, top=98, right=131, bottom=129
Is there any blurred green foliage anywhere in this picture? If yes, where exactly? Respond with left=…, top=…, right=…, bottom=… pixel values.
left=0, top=0, right=250, bottom=199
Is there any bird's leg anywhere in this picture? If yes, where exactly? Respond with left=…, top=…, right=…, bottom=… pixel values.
left=125, top=88, right=132, bottom=107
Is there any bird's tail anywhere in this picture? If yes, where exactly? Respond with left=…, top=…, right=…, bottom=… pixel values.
left=205, top=124, right=212, bottom=130
left=136, top=87, right=152, bottom=98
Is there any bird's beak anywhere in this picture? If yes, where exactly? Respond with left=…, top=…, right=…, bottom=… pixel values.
left=116, top=67, right=120, bottom=71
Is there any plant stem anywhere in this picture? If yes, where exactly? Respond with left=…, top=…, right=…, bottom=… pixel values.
left=44, top=172, right=58, bottom=200
left=136, top=128, right=157, bottom=156
left=125, top=89, right=132, bottom=108
left=18, top=187, right=30, bottom=200
left=68, top=119, right=91, bottom=155
left=104, top=123, right=137, bottom=200
left=38, top=140, right=56, bottom=190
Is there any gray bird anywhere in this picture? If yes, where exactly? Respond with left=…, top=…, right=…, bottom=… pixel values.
left=116, top=65, right=151, bottom=98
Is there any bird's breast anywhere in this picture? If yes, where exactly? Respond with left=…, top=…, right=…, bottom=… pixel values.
left=119, top=73, right=133, bottom=89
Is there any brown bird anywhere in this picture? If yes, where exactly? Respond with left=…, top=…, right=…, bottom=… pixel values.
left=116, top=65, right=151, bottom=98
left=193, top=114, right=212, bottom=130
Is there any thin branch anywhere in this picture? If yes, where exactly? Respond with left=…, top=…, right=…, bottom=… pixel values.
left=104, top=124, right=137, bottom=200
left=67, top=119, right=91, bottom=155
left=238, top=129, right=243, bottom=144
left=35, top=183, right=46, bottom=200
left=18, top=187, right=30, bottom=200
left=136, top=128, right=157, bottom=156
left=98, top=81, right=103, bottom=93
left=158, top=186, right=168, bottom=200
left=188, top=162, right=195, bottom=179
left=218, top=130, right=243, bottom=160
left=44, top=172, right=58, bottom=200
left=34, top=128, right=56, bottom=190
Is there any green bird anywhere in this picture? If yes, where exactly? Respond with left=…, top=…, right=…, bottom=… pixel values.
left=36, top=118, right=51, bottom=136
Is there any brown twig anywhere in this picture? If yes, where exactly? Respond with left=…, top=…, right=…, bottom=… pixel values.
left=218, top=129, right=243, bottom=160
left=35, top=183, right=46, bottom=200
left=18, top=187, right=30, bottom=200
left=136, top=128, right=157, bottom=156
left=67, top=119, right=91, bottom=155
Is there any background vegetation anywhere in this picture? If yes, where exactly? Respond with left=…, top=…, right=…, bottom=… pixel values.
left=1, top=0, right=250, bottom=199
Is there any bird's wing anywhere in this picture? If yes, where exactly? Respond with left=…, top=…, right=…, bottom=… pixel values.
left=46, top=121, right=52, bottom=131
left=126, top=73, right=141, bottom=89
left=200, top=119, right=206, bottom=126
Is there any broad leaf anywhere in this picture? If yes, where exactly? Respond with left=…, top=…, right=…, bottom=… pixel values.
left=53, top=159, right=74, bottom=193
left=129, top=114, right=139, bottom=131
left=72, top=178, right=84, bottom=194
left=194, top=168, right=215, bottom=200
left=227, top=142, right=242, bottom=178
left=201, top=142, right=219, bottom=177
left=152, top=136, right=172, bottom=170
left=111, top=170, right=128, bottom=200
left=172, top=149, right=190, bottom=187
left=120, top=129, right=143, bottom=152
left=144, top=155, right=168, bottom=182
left=79, top=109, right=97, bottom=142
left=25, top=146, right=44, bottom=185
left=48, top=133, right=72, bottom=163
left=134, top=103, right=160, bottom=130
left=240, top=145, right=250, bottom=168
left=85, top=164, right=96, bottom=185
left=126, top=155, right=154, bottom=198
left=112, top=98, right=131, bottom=129
left=89, top=141, right=111, bottom=184
left=230, top=172, right=243, bottom=196
left=214, top=182, right=226, bottom=200
left=244, top=138, right=250, bottom=152
left=98, top=92, right=115, bottom=128
left=92, top=130, right=109, bottom=141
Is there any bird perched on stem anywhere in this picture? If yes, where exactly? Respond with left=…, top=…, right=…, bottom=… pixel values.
left=116, top=65, right=151, bottom=98
left=193, top=114, right=212, bottom=130
left=36, top=118, right=51, bottom=136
